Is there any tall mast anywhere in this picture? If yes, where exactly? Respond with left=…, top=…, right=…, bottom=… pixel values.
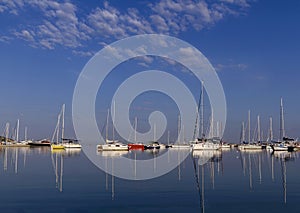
left=279, top=98, right=285, bottom=140
left=25, top=126, right=28, bottom=141
left=269, top=117, right=273, bottom=141
left=5, top=122, right=9, bottom=143
left=134, top=117, right=137, bottom=143
left=106, top=109, right=109, bottom=143
left=177, top=114, right=181, bottom=143
left=16, top=119, right=20, bottom=142
left=154, top=123, right=156, bottom=141
left=112, top=101, right=116, bottom=142
left=61, top=104, right=65, bottom=142
left=257, top=115, right=261, bottom=142
left=242, top=121, right=245, bottom=143
left=216, top=121, right=219, bottom=138
left=248, top=110, right=251, bottom=143
left=56, top=114, right=61, bottom=144
left=210, top=108, right=214, bottom=138
left=200, top=81, right=204, bottom=138
left=193, top=106, right=199, bottom=141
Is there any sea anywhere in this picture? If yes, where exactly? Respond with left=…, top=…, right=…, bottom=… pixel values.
left=0, top=146, right=299, bottom=213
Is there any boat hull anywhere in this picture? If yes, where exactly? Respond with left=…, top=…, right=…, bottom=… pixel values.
left=238, top=144, right=262, bottom=150
left=97, top=144, right=128, bottom=151
left=63, top=143, right=82, bottom=149
left=51, top=144, right=65, bottom=150
left=128, top=144, right=145, bottom=151
left=171, top=144, right=191, bottom=149
left=28, top=141, right=51, bottom=147
left=192, top=142, right=220, bottom=150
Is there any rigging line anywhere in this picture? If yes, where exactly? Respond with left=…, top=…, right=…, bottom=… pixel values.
left=193, top=82, right=203, bottom=141
left=191, top=153, right=204, bottom=212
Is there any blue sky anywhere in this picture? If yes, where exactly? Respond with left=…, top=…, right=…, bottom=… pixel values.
left=0, top=0, right=299, bottom=142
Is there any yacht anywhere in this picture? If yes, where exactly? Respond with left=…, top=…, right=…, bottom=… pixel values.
left=62, top=138, right=82, bottom=149
left=97, top=141, right=128, bottom=151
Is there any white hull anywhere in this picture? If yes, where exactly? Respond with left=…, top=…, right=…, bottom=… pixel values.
left=171, top=144, right=191, bottom=149
left=97, top=143, right=128, bottom=151
left=220, top=144, right=231, bottom=149
left=192, top=142, right=220, bottom=150
left=63, top=143, right=82, bottom=149
left=272, top=146, right=288, bottom=151
left=238, top=144, right=262, bottom=150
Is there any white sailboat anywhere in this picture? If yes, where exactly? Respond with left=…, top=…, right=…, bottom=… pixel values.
left=62, top=139, right=82, bottom=149
left=239, top=111, right=262, bottom=150
left=97, top=108, right=128, bottom=151
left=192, top=81, right=220, bottom=151
left=172, top=115, right=191, bottom=149
left=51, top=104, right=66, bottom=150
left=271, top=98, right=290, bottom=151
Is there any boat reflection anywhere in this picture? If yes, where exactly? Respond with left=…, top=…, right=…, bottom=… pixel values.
left=96, top=150, right=129, bottom=200
left=50, top=149, right=81, bottom=192
left=238, top=149, right=297, bottom=204
left=97, top=150, right=128, bottom=158
left=192, top=150, right=222, bottom=213
left=271, top=151, right=297, bottom=204
left=0, top=147, right=30, bottom=173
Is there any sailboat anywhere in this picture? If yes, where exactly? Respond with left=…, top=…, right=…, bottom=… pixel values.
left=128, top=117, right=144, bottom=150
left=192, top=108, right=220, bottom=150
left=20, top=126, right=33, bottom=145
left=62, top=139, right=82, bottom=149
left=171, top=115, right=191, bottom=149
left=271, top=98, right=294, bottom=151
left=192, top=81, right=220, bottom=151
left=51, top=104, right=66, bottom=150
left=97, top=108, right=128, bottom=151
left=239, top=111, right=262, bottom=150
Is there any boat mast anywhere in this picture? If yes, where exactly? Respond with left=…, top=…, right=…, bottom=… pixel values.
left=153, top=123, right=156, bottom=141
left=200, top=81, right=204, bottom=138
left=241, top=121, right=245, bottom=143
left=257, top=115, right=261, bottom=142
left=279, top=98, right=285, bottom=141
left=209, top=108, right=214, bottom=138
left=177, top=114, right=181, bottom=143
left=25, top=126, right=28, bottom=141
left=134, top=117, right=137, bottom=143
left=61, top=104, right=65, bottom=143
left=269, top=117, right=273, bottom=141
left=5, top=122, right=9, bottom=143
left=112, top=101, right=115, bottom=142
left=16, top=119, right=19, bottom=142
left=248, top=110, right=251, bottom=143
left=193, top=106, right=199, bottom=141
left=56, top=114, right=61, bottom=144
left=106, top=109, right=109, bottom=144
left=216, top=121, right=219, bottom=138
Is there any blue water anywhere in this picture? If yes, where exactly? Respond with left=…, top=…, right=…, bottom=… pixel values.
left=0, top=147, right=299, bottom=213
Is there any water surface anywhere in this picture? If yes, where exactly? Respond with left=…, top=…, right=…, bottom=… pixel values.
left=0, top=147, right=299, bottom=213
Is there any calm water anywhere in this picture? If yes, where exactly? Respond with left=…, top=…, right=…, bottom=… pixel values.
left=0, top=147, right=300, bottom=213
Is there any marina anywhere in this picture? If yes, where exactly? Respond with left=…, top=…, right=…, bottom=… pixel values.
left=1, top=0, right=299, bottom=212
left=0, top=146, right=300, bottom=212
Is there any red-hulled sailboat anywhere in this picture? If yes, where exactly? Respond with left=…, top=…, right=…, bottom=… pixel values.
left=128, top=143, right=145, bottom=150
left=128, top=117, right=145, bottom=151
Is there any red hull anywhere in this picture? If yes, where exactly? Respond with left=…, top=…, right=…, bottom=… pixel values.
left=128, top=144, right=145, bottom=150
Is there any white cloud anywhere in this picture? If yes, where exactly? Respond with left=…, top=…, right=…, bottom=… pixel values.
left=14, top=30, right=35, bottom=42
left=215, top=62, right=248, bottom=72
left=0, top=0, right=255, bottom=56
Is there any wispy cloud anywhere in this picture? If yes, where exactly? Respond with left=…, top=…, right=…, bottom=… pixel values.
left=0, top=0, right=255, bottom=55
left=215, top=62, right=248, bottom=72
